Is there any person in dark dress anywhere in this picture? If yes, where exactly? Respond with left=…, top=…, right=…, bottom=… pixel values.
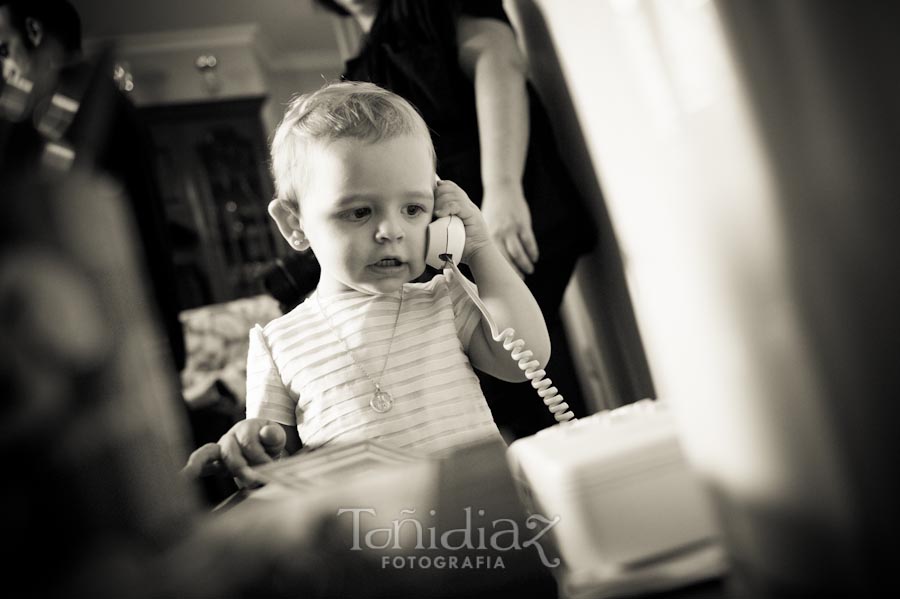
left=312, top=0, right=598, bottom=439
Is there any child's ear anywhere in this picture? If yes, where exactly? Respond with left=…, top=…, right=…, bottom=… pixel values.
left=268, top=198, right=309, bottom=251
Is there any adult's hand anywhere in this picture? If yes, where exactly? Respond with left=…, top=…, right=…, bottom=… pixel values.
left=480, top=181, right=539, bottom=278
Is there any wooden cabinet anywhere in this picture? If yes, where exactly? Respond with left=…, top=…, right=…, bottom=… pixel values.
left=140, top=97, right=283, bottom=310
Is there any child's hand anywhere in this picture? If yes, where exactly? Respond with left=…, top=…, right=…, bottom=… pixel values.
left=433, top=179, right=492, bottom=263
left=181, top=442, right=225, bottom=479
left=182, top=418, right=287, bottom=488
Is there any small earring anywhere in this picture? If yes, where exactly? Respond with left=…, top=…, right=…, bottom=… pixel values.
left=291, top=233, right=304, bottom=247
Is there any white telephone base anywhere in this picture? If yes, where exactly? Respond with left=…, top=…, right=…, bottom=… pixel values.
left=506, top=399, right=727, bottom=597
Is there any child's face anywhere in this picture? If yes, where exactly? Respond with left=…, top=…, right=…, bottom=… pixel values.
left=298, top=134, right=435, bottom=296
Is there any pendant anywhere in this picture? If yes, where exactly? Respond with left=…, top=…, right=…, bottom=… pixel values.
left=370, top=386, right=393, bottom=413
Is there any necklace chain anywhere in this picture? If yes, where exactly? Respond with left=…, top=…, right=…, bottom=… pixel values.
left=315, top=289, right=404, bottom=413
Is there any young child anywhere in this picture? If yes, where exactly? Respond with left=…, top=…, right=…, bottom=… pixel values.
left=198, top=81, right=550, bottom=486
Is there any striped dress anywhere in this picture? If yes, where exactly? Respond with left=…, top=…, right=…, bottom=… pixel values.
left=245, top=269, right=504, bottom=457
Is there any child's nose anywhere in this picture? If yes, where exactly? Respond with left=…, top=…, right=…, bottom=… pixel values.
left=374, top=215, right=405, bottom=242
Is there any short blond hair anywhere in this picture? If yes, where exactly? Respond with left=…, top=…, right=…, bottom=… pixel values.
left=270, top=81, right=435, bottom=204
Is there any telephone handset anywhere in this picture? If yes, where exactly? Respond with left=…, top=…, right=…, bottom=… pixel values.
left=425, top=215, right=467, bottom=269
left=424, top=216, right=575, bottom=423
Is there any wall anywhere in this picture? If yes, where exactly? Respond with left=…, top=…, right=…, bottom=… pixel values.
left=260, top=63, right=342, bottom=141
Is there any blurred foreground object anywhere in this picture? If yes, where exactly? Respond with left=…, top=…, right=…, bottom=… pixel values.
left=0, top=38, right=198, bottom=593
left=0, top=166, right=199, bottom=595
left=203, top=438, right=561, bottom=598
left=520, top=0, right=900, bottom=595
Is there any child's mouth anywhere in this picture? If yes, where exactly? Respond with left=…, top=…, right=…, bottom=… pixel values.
left=374, top=258, right=403, bottom=267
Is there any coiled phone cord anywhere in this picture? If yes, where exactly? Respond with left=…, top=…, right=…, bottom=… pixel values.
left=443, top=259, right=576, bottom=423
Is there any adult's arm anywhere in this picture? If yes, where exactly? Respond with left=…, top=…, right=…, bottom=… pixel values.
left=456, top=15, right=539, bottom=277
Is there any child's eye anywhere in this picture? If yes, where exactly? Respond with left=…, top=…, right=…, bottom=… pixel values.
left=403, top=205, right=426, bottom=217
left=343, top=207, right=371, bottom=221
